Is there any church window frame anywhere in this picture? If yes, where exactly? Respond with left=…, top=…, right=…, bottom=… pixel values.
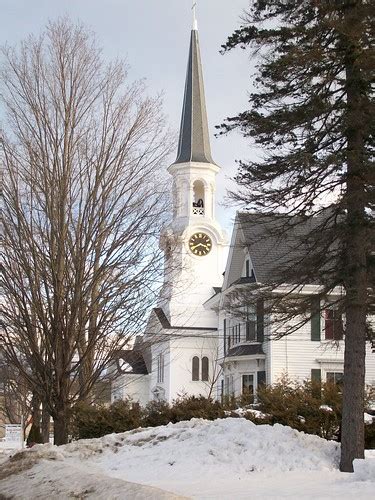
left=201, top=356, right=209, bottom=381
left=157, top=353, right=164, bottom=383
left=192, top=356, right=200, bottom=381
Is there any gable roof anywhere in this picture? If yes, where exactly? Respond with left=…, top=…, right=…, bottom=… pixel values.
left=115, top=350, right=148, bottom=375
left=224, top=211, right=327, bottom=289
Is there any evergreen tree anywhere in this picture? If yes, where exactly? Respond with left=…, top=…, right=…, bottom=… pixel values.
left=219, top=0, right=374, bottom=472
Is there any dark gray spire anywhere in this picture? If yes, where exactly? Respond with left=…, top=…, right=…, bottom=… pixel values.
left=173, top=28, right=215, bottom=165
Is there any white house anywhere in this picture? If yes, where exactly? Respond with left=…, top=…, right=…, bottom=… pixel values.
left=207, top=212, right=375, bottom=400
left=112, top=17, right=375, bottom=406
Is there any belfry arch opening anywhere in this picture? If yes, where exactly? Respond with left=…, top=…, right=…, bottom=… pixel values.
left=192, top=180, right=205, bottom=216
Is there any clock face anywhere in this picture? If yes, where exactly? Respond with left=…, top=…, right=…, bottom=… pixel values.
left=188, top=232, right=212, bottom=256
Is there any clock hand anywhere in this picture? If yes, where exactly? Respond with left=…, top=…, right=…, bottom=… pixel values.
left=190, top=243, right=204, bottom=250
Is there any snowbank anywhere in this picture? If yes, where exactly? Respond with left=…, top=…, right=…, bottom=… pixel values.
left=86, top=417, right=340, bottom=474
left=1, top=418, right=374, bottom=499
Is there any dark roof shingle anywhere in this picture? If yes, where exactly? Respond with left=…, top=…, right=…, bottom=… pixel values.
left=238, top=212, right=325, bottom=284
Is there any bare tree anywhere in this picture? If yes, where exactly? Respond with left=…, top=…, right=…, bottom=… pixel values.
left=0, top=18, right=173, bottom=445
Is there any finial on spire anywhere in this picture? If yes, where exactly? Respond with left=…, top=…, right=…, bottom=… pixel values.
left=192, top=1, right=198, bottom=30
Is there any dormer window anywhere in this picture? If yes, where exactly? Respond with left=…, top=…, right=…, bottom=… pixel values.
left=245, top=259, right=250, bottom=277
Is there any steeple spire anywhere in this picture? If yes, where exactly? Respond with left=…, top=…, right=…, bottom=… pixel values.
left=173, top=10, right=215, bottom=166
left=192, top=2, right=198, bottom=31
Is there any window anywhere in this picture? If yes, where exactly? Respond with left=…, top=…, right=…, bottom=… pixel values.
left=246, top=316, right=256, bottom=341
left=157, top=353, right=164, bottom=383
left=223, top=319, right=227, bottom=356
left=245, top=260, right=250, bottom=277
left=325, top=309, right=343, bottom=340
left=233, top=324, right=241, bottom=344
left=242, top=374, right=254, bottom=395
left=326, top=372, right=343, bottom=385
left=192, top=356, right=199, bottom=381
left=202, top=357, right=209, bottom=381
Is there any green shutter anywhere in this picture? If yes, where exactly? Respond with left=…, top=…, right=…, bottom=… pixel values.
left=311, top=297, right=321, bottom=341
left=311, top=368, right=321, bottom=382
left=256, top=299, right=264, bottom=343
left=257, top=370, right=266, bottom=387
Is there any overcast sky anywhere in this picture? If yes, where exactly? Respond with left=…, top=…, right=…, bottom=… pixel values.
left=1, top=0, right=255, bottom=231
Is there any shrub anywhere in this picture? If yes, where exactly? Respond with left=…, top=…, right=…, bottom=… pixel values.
left=256, top=376, right=341, bottom=440
left=169, top=394, right=225, bottom=423
left=142, top=400, right=172, bottom=428
left=71, top=399, right=142, bottom=440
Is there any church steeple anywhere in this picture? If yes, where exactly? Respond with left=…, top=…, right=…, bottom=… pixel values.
left=160, top=9, right=228, bottom=329
left=173, top=21, right=215, bottom=165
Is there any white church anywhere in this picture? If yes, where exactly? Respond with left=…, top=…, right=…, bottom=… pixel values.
left=112, top=18, right=375, bottom=406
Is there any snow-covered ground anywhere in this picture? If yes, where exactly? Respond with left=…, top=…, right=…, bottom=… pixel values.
left=0, top=418, right=374, bottom=499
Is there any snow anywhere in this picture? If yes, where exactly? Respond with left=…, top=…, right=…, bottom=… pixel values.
left=0, top=418, right=374, bottom=499
left=364, top=412, right=374, bottom=424
left=319, top=404, right=334, bottom=413
left=229, top=407, right=270, bottom=419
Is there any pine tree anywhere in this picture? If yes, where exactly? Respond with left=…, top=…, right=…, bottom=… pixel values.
left=219, top=0, right=374, bottom=472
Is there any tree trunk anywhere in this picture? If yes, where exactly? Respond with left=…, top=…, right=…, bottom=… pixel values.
left=31, top=392, right=41, bottom=429
left=42, top=405, right=50, bottom=443
left=340, top=1, right=368, bottom=472
left=53, top=410, right=69, bottom=446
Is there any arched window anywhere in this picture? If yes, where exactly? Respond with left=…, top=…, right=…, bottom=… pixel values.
left=202, top=357, right=209, bottom=381
left=192, top=356, right=200, bottom=381
left=192, top=180, right=205, bottom=215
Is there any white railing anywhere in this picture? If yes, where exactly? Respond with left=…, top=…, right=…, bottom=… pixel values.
left=192, top=207, right=204, bottom=215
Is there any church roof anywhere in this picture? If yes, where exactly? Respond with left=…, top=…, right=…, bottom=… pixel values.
left=115, top=350, right=148, bottom=375
left=172, top=28, right=215, bottom=165
left=154, top=308, right=217, bottom=331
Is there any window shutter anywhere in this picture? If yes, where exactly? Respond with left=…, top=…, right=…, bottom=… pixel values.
left=257, top=370, right=266, bottom=387
left=311, top=297, right=321, bottom=341
left=311, top=368, right=321, bottom=382
left=256, top=299, right=264, bottom=342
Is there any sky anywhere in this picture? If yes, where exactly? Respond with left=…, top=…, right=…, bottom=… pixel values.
left=1, top=0, right=254, bottom=231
